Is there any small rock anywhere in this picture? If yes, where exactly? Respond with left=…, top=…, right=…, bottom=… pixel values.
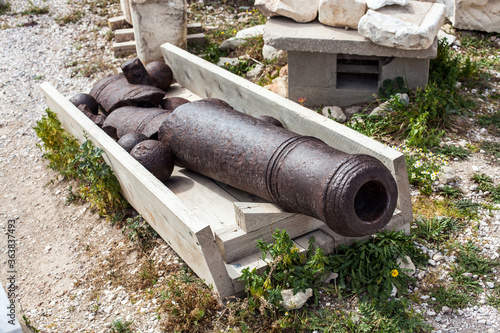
left=469, top=184, right=478, bottom=191
left=45, top=245, right=52, bottom=253
left=428, top=259, right=437, bottom=266
left=427, top=310, right=436, bottom=316
left=322, top=106, right=347, bottom=123
left=439, top=165, right=457, bottom=184
left=323, top=272, right=339, bottom=284
left=473, top=274, right=479, bottom=280
left=246, top=64, right=264, bottom=81
left=397, top=255, right=416, bottom=275
left=486, top=281, right=495, bottom=289
left=264, top=76, right=288, bottom=98
left=280, top=288, right=313, bottom=310
left=442, top=306, right=452, bottom=314
left=433, top=253, right=445, bottom=262
left=262, top=44, right=287, bottom=66
left=462, top=272, right=473, bottom=278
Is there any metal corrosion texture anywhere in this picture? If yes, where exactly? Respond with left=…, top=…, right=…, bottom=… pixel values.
left=130, top=140, right=174, bottom=182
left=89, top=74, right=165, bottom=113
left=159, top=101, right=398, bottom=237
left=145, top=61, right=173, bottom=92
left=102, top=106, right=171, bottom=140
left=121, top=58, right=154, bottom=86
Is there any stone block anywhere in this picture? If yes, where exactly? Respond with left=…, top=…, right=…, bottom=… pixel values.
left=358, top=1, right=446, bottom=50
left=255, top=0, right=318, bottom=23
left=452, top=0, right=500, bottom=33
left=414, top=0, right=454, bottom=19
left=130, top=0, right=187, bottom=64
left=318, top=0, right=367, bottom=29
left=120, top=0, right=133, bottom=24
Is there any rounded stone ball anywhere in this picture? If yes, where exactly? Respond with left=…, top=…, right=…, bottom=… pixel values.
left=130, top=140, right=174, bottom=182
left=160, top=97, right=190, bottom=111
left=256, top=115, right=284, bottom=128
left=70, top=93, right=99, bottom=115
left=118, top=132, right=148, bottom=153
left=145, top=61, right=173, bottom=92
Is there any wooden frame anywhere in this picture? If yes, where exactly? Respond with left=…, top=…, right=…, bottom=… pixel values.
left=40, top=43, right=412, bottom=300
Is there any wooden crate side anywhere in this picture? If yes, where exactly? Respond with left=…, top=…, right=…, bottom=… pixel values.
left=161, top=43, right=411, bottom=226
left=39, top=83, right=235, bottom=299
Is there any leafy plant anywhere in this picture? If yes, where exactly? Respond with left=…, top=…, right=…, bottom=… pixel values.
left=432, top=144, right=471, bottom=160
left=159, top=274, right=220, bottom=332
left=402, top=146, right=448, bottom=195
left=221, top=59, right=255, bottom=77
left=122, top=215, right=158, bottom=248
left=478, top=111, right=500, bottom=135
left=413, top=217, right=463, bottom=244
left=22, top=314, right=41, bottom=333
left=239, top=229, right=329, bottom=310
left=429, top=284, right=473, bottom=310
left=480, top=141, right=500, bottom=161
left=0, top=2, right=11, bottom=15
left=439, top=185, right=462, bottom=199
left=471, top=173, right=500, bottom=203
left=378, top=77, right=409, bottom=100
left=21, top=1, right=49, bottom=15
left=358, top=298, right=431, bottom=332
left=34, top=109, right=128, bottom=217
left=55, top=9, right=84, bottom=25
left=329, top=230, right=423, bottom=300
left=110, top=318, right=134, bottom=333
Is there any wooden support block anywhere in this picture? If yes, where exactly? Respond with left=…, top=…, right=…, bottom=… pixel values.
left=293, top=229, right=334, bottom=255
left=215, top=214, right=325, bottom=263
left=187, top=33, right=206, bottom=44
left=234, top=202, right=297, bottom=233
left=108, top=16, right=127, bottom=31
left=187, top=22, right=203, bottom=34
left=115, top=28, right=135, bottom=43
left=113, top=40, right=136, bottom=57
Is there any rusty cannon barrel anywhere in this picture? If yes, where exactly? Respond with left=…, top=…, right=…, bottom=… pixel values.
left=159, top=101, right=398, bottom=237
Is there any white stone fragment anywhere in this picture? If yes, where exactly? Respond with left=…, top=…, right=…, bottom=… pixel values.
left=220, top=25, right=266, bottom=50
left=255, top=0, right=319, bottom=23
left=130, top=0, right=186, bottom=63
left=452, top=0, right=500, bottom=33
left=397, top=255, right=416, bottom=275
left=438, top=30, right=456, bottom=45
left=262, top=44, right=287, bottom=66
left=318, top=0, right=367, bottom=29
left=322, top=106, right=347, bottom=123
left=280, top=288, right=313, bottom=310
left=358, top=1, right=446, bottom=50
left=366, top=0, right=408, bottom=10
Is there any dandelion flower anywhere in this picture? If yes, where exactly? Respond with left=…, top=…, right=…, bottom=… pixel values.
left=391, top=269, right=399, bottom=277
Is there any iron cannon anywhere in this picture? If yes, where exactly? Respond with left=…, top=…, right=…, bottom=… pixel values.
left=159, top=101, right=398, bottom=237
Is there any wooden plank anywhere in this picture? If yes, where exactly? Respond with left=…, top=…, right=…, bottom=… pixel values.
left=167, top=167, right=238, bottom=233
left=113, top=40, right=136, bottom=57
left=234, top=202, right=297, bottom=233
left=214, top=180, right=266, bottom=203
left=293, top=229, right=334, bottom=255
left=215, top=215, right=325, bottom=263
left=39, top=83, right=235, bottom=300
left=187, top=33, right=206, bottom=44
left=187, top=22, right=203, bottom=34
left=115, top=28, right=135, bottom=43
left=108, top=16, right=127, bottom=31
left=161, top=42, right=411, bottom=231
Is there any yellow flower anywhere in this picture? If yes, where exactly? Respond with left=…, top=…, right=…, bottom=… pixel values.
left=221, top=31, right=224, bottom=35
left=391, top=269, right=399, bottom=277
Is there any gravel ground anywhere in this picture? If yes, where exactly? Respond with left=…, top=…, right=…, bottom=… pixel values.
left=1, top=0, right=500, bottom=332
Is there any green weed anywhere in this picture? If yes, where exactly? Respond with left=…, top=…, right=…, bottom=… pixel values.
left=55, top=9, right=84, bottom=25
left=22, top=314, right=41, bottom=333
left=471, top=173, right=500, bottom=203
left=122, top=215, right=158, bottom=248
left=402, top=146, right=448, bottom=195
left=429, top=284, right=473, bottom=310
left=221, top=59, right=255, bottom=77
left=487, top=285, right=500, bottom=309
left=478, top=111, right=500, bottom=135
left=378, top=77, right=410, bottom=100
left=0, top=2, right=11, bottom=14
left=110, top=318, right=134, bottom=333
left=439, top=185, right=463, bottom=199
left=480, top=141, right=500, bottom=161
left=413, top=217, right=463, bottom=244
left=432, top=144, right=471, bottom=160
left=239, top=229, right=329, bottom=310
left=329, top=230, right=423, bottom=300
left=158, top=274, right=220, bottom=332
left=21, top=1, right=49, bottom=15
left=34, top=109, right=128, bottom=217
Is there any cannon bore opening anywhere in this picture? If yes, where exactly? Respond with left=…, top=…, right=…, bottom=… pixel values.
left=354, top=180, right=389, bottom=223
